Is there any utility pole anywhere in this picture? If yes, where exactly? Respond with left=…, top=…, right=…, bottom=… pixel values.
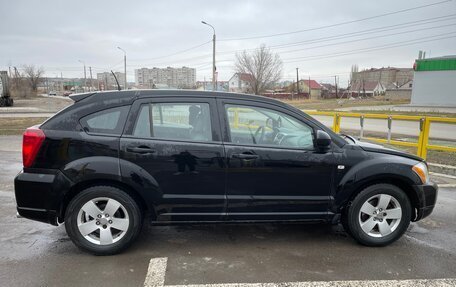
left=202, top=21, right=216, bottom=91
left=89, top=67, right=93, bottom=91
left=117, top=47, right=127, bottom=90
left=79, top=60, right=86, bottom=92
left=308, top=76, right=311, bottom=99
left=13, top=67, right=19, bottom=91
left=296, top=68, right=299, bottom=93
left=334, top=75, right=338, bottom=99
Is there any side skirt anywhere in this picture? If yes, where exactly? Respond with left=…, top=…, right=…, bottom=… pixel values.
left=151, top=212, right=338, bottom=225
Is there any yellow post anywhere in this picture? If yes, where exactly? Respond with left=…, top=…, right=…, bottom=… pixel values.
left=332, top=113, right=341, bottom=133
left=233, top=108, right=239, bottom=128
left=417, top=117, right=431, bottom=159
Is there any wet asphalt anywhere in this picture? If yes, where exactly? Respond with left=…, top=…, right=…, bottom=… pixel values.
left=0, top=135, right=455, bottom=287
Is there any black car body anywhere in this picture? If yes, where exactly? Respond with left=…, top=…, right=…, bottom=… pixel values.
left=15, top=90, right=437, bottom=254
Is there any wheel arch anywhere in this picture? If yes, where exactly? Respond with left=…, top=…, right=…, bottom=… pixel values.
left=59, top=178, right=156, bottom=223
left=338, top=175, right=420, bottom=221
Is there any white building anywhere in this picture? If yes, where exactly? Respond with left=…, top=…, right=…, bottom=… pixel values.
left=96, top=72, right=125, bottom=90
left=134, top=67, right=196, bottom=89
left=411, top=56, right=456, bottom=106
left=228, top=73, right=254, bottom=93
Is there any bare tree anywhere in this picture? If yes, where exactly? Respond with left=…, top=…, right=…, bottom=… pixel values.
left=235, top=45, right=283, bottom=95
left=10, top=67, right=32, bottom=98
left=23, top=64, right=44, bottom=92
left=349, top=64, right=358, bottom=86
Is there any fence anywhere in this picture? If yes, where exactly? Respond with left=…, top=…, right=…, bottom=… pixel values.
left=304, top=111, right=456, bottom=160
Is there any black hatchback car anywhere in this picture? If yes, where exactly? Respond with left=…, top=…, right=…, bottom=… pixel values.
left=15, top=90, right=437, bottom=255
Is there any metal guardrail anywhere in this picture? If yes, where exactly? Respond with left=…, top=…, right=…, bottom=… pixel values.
left=304, top=111, right=456, bottom=160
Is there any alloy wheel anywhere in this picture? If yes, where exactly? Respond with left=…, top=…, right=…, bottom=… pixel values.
left=76, top=197, right=130, bottom=245
left=358, top=194, right=402, bottom=238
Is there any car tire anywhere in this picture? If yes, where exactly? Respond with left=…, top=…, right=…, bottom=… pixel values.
left=345, top=183, right=411, bottom=246
left=65, top=186, right=143, bottom=255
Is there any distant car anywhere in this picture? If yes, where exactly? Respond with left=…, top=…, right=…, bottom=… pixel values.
left=48, top=91, right=57, bottom=96
left=63, top=91, right=73, bottom=97
left=14, top=90, right=437, bottom=255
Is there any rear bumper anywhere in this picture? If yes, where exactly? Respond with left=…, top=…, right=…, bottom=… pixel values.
left=16, top=207, right=59, bottom=225
left=14, top=169, right=72, bottom=226
left=413, top=182, right=438, bottom=221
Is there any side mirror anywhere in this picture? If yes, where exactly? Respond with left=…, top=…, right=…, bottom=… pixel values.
left=315, top=130, right=332, bottom=149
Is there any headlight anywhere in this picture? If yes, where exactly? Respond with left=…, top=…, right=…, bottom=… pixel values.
left=412, top=162, right=429, bottom=184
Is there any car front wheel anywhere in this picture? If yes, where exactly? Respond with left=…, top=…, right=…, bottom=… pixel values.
left=65, top=186, right=143, bottom=255
left=345, top=184, right=412, bottom=246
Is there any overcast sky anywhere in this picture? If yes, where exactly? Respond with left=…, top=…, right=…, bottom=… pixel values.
left=1, top=0, right=455, bottom=87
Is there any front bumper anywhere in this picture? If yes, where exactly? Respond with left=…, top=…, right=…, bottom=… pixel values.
left=413, top=181, right=438, bottom=221
left=15, top=169, right=72, bottom=226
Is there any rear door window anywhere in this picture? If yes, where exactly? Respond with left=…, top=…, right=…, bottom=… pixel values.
left=133, top=103, right=212, bottom=142
left=80, top=106, right=129, bottom=135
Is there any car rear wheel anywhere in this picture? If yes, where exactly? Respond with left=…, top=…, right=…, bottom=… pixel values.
left=65, top=186, right=142, bottom=255
left=345, top=184, right=411, bottom=246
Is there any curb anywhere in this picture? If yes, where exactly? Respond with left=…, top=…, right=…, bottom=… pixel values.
left=429, top=163, right=456, bottom=177
left=430, top=171, right=456, bottom=180
left=438, top=184, right=456, bottom=188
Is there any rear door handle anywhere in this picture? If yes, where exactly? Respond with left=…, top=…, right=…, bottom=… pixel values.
left=126, top=146, right=156, bottom=154
left=231, top=153, right=259, bottom=160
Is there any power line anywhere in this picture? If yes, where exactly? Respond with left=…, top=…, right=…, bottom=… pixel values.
left=39, top=29, right=456, bottom=75
left=38, top=6, right=456, bottom=78
left=275, top=23, right=456, bottom=56
left=219, top=0, right=453, bottom=41
left=282, top=32, right=456, bottom=63
left=228, top=14, right=456, bottom=52
left=128, top=40, right=211, bottom=62
left=125, top=14, right=456, bottom=67
left=108, top=59, right=125, bottom=70
left=46, top=14, right=453, bottom=72
left=124, top=26, right=456, bottom=70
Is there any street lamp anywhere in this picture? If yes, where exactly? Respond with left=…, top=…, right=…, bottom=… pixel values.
left=78, top=60, right=87, bottom=92
left=201, top=21, right=216, bottom=91
left=117, top=47, right=127, bottom=90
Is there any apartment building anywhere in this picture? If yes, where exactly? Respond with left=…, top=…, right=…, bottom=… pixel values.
left=135, top=66, right=196, bottom=88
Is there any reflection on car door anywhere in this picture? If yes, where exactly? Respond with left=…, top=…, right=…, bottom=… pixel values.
left=219, top=99, right=335, bottom=221
left=119, top=97, right=226, bottom=221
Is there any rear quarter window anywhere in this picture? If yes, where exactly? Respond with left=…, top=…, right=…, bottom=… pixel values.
left=80, top=106, right=130, bottom=135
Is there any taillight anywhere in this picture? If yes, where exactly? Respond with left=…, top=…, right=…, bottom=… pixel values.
left=22, top=126, right=45, bottom=168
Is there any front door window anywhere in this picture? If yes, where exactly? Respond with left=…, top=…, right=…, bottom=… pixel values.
left=225, top=104, right=314, bottom=149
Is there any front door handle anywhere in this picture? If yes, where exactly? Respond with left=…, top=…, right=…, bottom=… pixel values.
left=126, top=146, right=156, bottom=154
left=231, top=153, right=259, bottom=160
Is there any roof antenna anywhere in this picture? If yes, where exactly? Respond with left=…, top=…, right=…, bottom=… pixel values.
left=111, top=70, right=121, bottom=91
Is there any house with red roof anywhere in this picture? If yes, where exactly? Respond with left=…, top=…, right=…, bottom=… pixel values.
left=297, top=80, right=322, bottom=99
left=228, top=73, right=254, bottom=93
